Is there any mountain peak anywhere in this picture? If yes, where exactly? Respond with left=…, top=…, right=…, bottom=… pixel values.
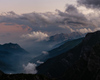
left=2, top=43, right=21, bottom=49
left=48, top=32, right=85, bottom=42
left=82, top=30, right=100, bottom=47
left=0, top=43, right=28, bottom=54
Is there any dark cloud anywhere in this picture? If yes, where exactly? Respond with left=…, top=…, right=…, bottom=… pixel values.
left=7, top=11, right=17, bottom=15
left=66, top=5, right=78, bottom=13
left=77, top=0, right=100, bottom=9
left=0, top=5, right=97, bottom=36
left=56, top=5, right=91, bottom=28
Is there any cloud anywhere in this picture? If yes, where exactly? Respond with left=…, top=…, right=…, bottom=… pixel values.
left=56, top=5, right=92, bottom=28
left=66, top=5, right=78, bottom=13
left=0, top=5, right=99, bottom=44
left=76, top=28, right=92, bottom=33
left=23, top=63, right=37, bottom=74
left=21, top=31, right=49, bottom=41
left=76, top=27, right=100, bottom=34
left=93, top=28, right=100, bottom=32
left=37, top=60, right=44, bottom=64
left=42, top=51, right=49, bottom=55
left=6, top=11, right=18, bottom=16
left=77, top=0, right=100, bottom=9
left=0, top=22, right=32, bottom=44
left=0, top=23, right=31, bottom=33
left=0, top=6, right=93, bottom=35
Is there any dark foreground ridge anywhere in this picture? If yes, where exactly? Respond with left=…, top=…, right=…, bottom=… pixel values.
left=0, top=70, right=52, bottom=80
left=37, top=31, right=100, bottom=80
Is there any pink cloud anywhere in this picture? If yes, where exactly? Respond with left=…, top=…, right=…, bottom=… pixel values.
left=0, top=23, right=32, bottom=34
left=0, top=22, right=32, bottom=43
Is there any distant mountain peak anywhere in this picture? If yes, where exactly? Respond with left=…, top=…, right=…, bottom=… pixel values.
left=2, top=43, right=21, bottom=49
left=48, top=32, right=85, bottom=42
left=0, top=43, right=28, bottom=54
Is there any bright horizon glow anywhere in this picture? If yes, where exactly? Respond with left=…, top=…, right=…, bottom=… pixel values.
left=0, top=0, right=76, bottom=14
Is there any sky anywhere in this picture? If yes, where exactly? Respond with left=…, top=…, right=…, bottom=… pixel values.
left=0, top=0, right=76, bottom=14
left=0, top=0, right=100, bottom=50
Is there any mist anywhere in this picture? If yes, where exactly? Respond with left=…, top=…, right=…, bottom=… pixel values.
left=23, top=63, right=37, bottom=74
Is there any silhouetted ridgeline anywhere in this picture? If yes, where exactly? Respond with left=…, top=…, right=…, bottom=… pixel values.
left=37, top=31, right=100, bottom=80
left=0, top=70, right=52, bottom=80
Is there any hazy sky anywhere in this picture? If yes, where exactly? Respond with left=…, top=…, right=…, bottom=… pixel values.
left=0, top=0, right=76, bottom=14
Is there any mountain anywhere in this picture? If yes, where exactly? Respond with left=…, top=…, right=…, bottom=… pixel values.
left=48, top=32, right=84, bottom=42
left=0, top=43, right=28, bottom=54
left=0, top=43, right=29, bottom=73
left=58, top=32, right=100, bottom=80
left=24, top=32, right=84, bottom=56
left=37, top=31, right=100, bottom=79
left=48, top=38, right=83, bottom=58
left=30, top=38, right=83, bottom=65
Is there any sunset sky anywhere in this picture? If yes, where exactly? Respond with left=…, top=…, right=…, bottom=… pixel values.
left=0, top=0, right=100, bottom=49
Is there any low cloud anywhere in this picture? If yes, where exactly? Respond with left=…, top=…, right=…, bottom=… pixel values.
left=37, top=60, right=44, bottom=64
left=23, top=63, right=37, bottom=74
left=76, top=27, right=100, bottom=34
left=76, top=28, right=92, bottom=34
left=94, top=28, right=100, bottom=32
left=21, top=31, right=49, bottom=41
left=42, top=51, right=49, bottom=55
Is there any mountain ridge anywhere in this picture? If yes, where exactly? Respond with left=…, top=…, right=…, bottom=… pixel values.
left=30, top=37, right=83, bottom=65
left=0, top=43, right=28, bottom=54
left=48, top=32, right=85, bottom=42
left=0, top=43, right=29, bottom=73
left=37, top=31, right=100, bottom=78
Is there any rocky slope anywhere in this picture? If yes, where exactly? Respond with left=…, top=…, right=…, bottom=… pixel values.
left=37, top=31, right=100, bottom=79
left=30, top=38, right=83, bottom=65
left=58, top=31, right=100, bottom=80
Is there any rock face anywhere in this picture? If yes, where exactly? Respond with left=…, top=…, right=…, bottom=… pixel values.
left=59, top=31, right=100, bottom=80
left=37, top=31, right=100, bottom=79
